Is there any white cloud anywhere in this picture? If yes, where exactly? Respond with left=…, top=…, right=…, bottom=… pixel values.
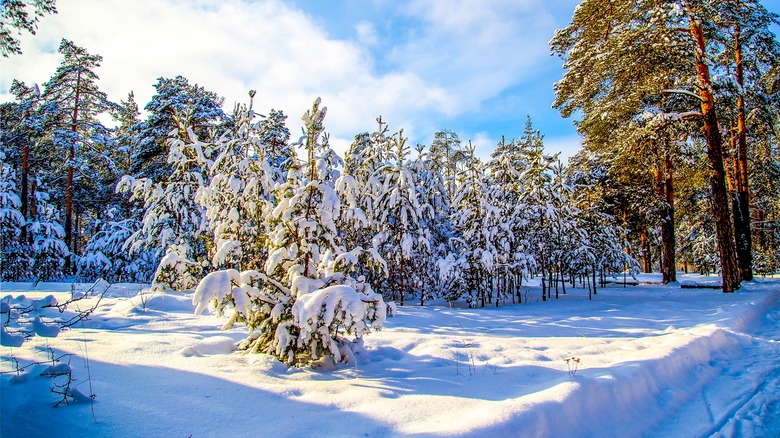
left=386, top=0, right=558, bottom=110
left=0, top=0, right=454, bottom=155
left=355, top=21, right=379, bottom=47
left=0, top=0, right=573, bottom=158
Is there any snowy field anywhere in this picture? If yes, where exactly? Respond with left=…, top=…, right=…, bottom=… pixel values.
left=2, top=274, right=779, bottom=437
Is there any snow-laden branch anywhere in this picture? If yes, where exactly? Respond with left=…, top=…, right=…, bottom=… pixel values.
left=662, top=89, right=704, bottom=102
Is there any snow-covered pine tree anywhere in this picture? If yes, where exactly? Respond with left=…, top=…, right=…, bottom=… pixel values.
left=119, top=110, right=214, bottom=291
left=197, top=92, right=278, bottom=271
left=28, top=179, right=68, bottom=281
left=371, top=125, right=432, bottom=305
left=1, top=80, right=55, bottom=249
left=0, top=151, right=33, bottom=280
left=486, top=128, right=539, bottom=303
left=430, top=129, right=465, bottom=195
left=339, top=122, right=390, bottom=264
left=128, top=76, right=226, bottom=182
left=42, top=39, right=117, bottom=274
left=111, top=91, right=141, bottom=176
left=257, top=108, right=292, bottom=170
left=450, top=142, right=498, bottom=307
left=77, top=207, right=153, bottom=282
left=192, top=98, right=386, bottom=366
left=410, top=143, right=452, bottom=304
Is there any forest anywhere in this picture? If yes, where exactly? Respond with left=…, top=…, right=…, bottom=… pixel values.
left=1, top=0, right=779, bottom=366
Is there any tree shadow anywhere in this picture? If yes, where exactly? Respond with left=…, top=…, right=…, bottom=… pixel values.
left=1, top=358, right=394, bottom=438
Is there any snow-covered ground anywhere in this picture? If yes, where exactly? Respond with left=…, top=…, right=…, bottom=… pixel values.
left=2, top=274, right=779, bottom=437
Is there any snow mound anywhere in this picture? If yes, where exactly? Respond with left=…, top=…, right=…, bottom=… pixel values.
left=114, top=291, right=195, bottom=315
left=178, top=336, right=238, bottom=357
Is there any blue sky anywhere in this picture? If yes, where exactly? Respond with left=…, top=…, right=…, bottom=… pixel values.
left=282, top=0, right=583, bottom=155
left=1, top=0, right=776, bottom=160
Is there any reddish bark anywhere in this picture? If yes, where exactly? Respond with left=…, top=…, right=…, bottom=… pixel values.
left=733, top=4, right=754, bottom=281
left=688, top=17, right=740, bottom=292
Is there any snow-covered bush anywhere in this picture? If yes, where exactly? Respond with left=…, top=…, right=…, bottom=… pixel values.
left=78, top=208, right=155, bottom=282
left=193, top=270, right=386, bottom=365
left=152, top=245, right=205, bottom=292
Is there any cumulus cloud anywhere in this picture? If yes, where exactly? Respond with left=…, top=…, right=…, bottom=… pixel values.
left=0, top=0, right=576, bottom=157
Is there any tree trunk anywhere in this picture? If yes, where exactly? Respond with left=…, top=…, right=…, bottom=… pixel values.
left=733, top=7, right=753, bottom=281
left=661, top=143, right=676, bottom=283
left=20, top=139, right=29, bottom=244
left=399, top=258, right=405, bottom=306
left=689, top=17, right=740, bottom=293
left=540, top=253, right=547, bottom=302
left=654, top=137, right=676, bottom=284
left=64, top=70, right=82, bottom=275
left=641, top=226, right=652, bottom=273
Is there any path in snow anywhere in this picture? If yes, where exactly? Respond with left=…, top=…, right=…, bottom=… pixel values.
left=653, top=285, right=780, bottom=437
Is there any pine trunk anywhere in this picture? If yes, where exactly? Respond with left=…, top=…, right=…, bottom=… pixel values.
left=641, top=226, right=652, bottom=273
left=64, top=70, right=82, bottom=275
left=662, top=145, right=676, bottom=283
left=20, top=139, right=29, bottom=244
left=689, top=17, right=740, bottom=293
left=654, top=138, right=676, bottom=284
left=733, top=9, right=753, bottom=281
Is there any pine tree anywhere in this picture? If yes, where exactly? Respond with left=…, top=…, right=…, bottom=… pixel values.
left=257, top=108, right=292, bottom=169
left=410, top=143, right=452, bottom=304
left=28, top=179, right=68, bottom=281
left=198, top=92, right=278, bottom=271
left=0, top=151, right=33, bottom=280
left=550, top=0, right=758, bottom=292
left=42, top=39, right=116, bottom=274
left=120, top=111, right=214, bottom=291
left=0, top=0, right=57, bottom=56
left=430, top=129, right=465, bottom=194
left=371, top=125, right=432, bottom=305
left=451, top=142, right=495, bottom=307
left=128, top=76, right=226, bottom=182
left=192, top=98, right=387, bottom=366
left=77, top=207, right=153, bottom=282
left=111, top=91, right=141, bottom=175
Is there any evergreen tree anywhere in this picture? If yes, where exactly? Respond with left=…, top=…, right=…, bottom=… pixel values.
left=1, top=79, right=58, bottom=247
left=0, top=0, right=57, bottom=56
left=430, top=129, right=465, bottom=194
left=111, top=91, right=141, bottom=176
left=119, top=111, right=214, bottom=291
left=28, top=179, right=68, bottom=281
left=0, top=151, right=33, bottom=280
left=410, top=143, right=452, bottom=304
left=550, top=0, right=762, bottom=291
left=257, top=108, right=292, bottom=169
left=42, top=39, right=116, bottom=274
left=128, top=76, right=226, bottom=182
left=371, top=125, right=432, bottom=305
left=77, top=207, right=154, bottom=282
left=450, top=142, right=495, bottom=307
left=198, top=92, right=278, bottom=271
left=192, top=98, right=387, bottom=366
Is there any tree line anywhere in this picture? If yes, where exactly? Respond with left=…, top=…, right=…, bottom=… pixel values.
left=551, top=0, right=780, bottom=292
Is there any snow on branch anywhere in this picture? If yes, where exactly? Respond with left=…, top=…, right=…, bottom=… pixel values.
left=661, top=89, right=704, bottom=102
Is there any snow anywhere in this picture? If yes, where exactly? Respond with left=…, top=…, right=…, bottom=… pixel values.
left=2, top=275, right=779, bottom=437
